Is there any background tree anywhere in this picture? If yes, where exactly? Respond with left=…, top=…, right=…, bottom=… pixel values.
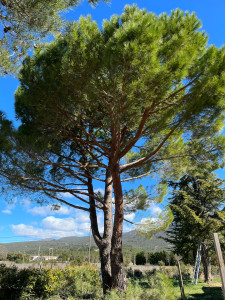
left=135, top=251, right=147, bottom=265
left=1, top=5, right=225, bottom=293
left=0, top=0, right=107, bottom=75
left=166, top=173, right=225, bottom=283
left=148, top=250, right=176, bottom=266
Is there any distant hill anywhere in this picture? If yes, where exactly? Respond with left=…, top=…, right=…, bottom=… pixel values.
left=1, top=230, right=172, bottom=254
left=122, top=230, right=172, bottom=251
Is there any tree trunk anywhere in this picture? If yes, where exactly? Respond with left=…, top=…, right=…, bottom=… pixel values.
left=111, top=166, right=127, bottom=291
left=201, top=242, right=211, bottom=283
left=88, top=163, right=127, bottom=293
left=101, top=169, right=113, bottom=293
left=100, top=244, right=112, bottom=294
left=88, top=170, right=113, bottom=294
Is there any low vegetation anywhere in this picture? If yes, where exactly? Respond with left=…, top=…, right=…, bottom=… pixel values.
left=0, top=263, right=222, bottom=299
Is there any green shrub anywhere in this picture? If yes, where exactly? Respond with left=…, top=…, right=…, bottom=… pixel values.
left=147, top=272, right=175, bottom=300
left=106, top=273, right=175, bottom=300
left=0, top=263, right=102, bottom=299
left=134, top=269, right=143, bottom=278
left=70, top=256, right=83, bottom=266
left=126, top=267, right=134, bottom=278
left=159, top=263, right=193, bottom=280
left=136, top=251, right=146, bottom=265
left=0, top=264, right=53, bottom=299
left=7, top=252, right=23, bottom=263
left=158, top=260, right=165, bottom=267
left=180, top=263, right=193, bottom=280
left=105, top=282, right=144, bottom=300
left=0, top=263, right=177, bottom=299
left=211, top=265, right=220, bottom=276
left=148, top=251, right=176, bottom=266
left=160, top=266, right=178, bottom=279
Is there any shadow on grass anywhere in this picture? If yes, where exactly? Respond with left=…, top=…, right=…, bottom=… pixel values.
left=186, top=286, right=223, bottom=300
left=173, top=279, right=223, bottom=300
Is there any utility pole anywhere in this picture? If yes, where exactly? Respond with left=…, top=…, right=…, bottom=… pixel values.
left=88, top=226, right=91, bottom=264
left=213, top=233, right=225, bottom=299
left=49, top=248, right=53, bottom=259
left=23, top=246, right=27, bottom=264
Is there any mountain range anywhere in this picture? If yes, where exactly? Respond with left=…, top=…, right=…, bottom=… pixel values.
left=0, top=230, right=172, bottom=254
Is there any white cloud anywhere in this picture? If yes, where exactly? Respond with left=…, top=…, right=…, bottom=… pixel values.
left=28, top=205, right=71, bottom=216
left=58, top=192, right=74, bottom=199
left=2, top=209, right=12, bottom=214
left=20, top=198, right=32, bottom=209
left=139, top=217, right=162, bottom=226
left=150, top=205, right=162, bottom=216
left=140, top=217, right=149, bottom=224
left=11, top=224, right=80, bottom=239
left=58, top=186, right=90, bottom=200
left=12, top=213, right=92, bottom=239
left=123, top=224, right=134, bottom=232
left=41, top=216, right=77, bottom=231
left=11, top=206, right=135, bottom=239
left=75, top=211, right=90, bottom=223
left=20, top=198, right=72, bottom=216
left=124, top=212, right=135, bottom=222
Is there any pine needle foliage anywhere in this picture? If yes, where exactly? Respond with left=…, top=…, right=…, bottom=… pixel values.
left=166, top=173, right=225, bottom=263
left=0, top=0, right=107, bottom=75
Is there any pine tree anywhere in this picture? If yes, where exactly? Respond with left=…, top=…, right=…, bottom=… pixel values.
left=167, top=173, right=225, bottom=283
left=1, top=6, right=225, bottom=293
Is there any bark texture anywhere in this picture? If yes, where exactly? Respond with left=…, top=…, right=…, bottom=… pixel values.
left=88, top=170, right=114, bottom=294
left=201, top=242, right=211, bottom=283
left=101, top=170, right=113, bottom=293
left=111, top=166, right=127, bottom=291
left=88, top=165, right=126, bottom=293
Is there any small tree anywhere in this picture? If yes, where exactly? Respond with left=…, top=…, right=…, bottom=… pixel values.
left=1, top=6, right=225, bottom=293
left=167, top=173, right=225, bottom=283
left=136, top=251, right=146, bottom=265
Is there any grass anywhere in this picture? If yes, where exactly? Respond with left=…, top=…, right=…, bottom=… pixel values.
left=173, top=278, right=223, bottom=299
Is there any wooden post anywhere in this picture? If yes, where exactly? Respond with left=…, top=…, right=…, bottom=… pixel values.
left=213, top=233, right=225, bottom=299
left=175, top=255, right=186, bottom=300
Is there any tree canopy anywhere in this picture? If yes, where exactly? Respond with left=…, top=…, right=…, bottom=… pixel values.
left=1, top=5, right=225, bottom=292
left=167, top=174, right=225, bottom=256
left=166, top=173, right=225, bottom=281
left=0, top=0, right=107, bottom=75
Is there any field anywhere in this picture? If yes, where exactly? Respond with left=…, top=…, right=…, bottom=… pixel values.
left=173, top=279, right=223, bottom=300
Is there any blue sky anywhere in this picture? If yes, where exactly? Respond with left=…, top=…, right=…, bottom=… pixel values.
left=0, top=0, right=225, bottom=243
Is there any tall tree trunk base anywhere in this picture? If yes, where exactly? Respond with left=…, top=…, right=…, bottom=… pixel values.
left=201, top=242, right=211, bottom=284
left=111, top=249, right=127, bottom=292
left=100, top=246, right=112, bottom=294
